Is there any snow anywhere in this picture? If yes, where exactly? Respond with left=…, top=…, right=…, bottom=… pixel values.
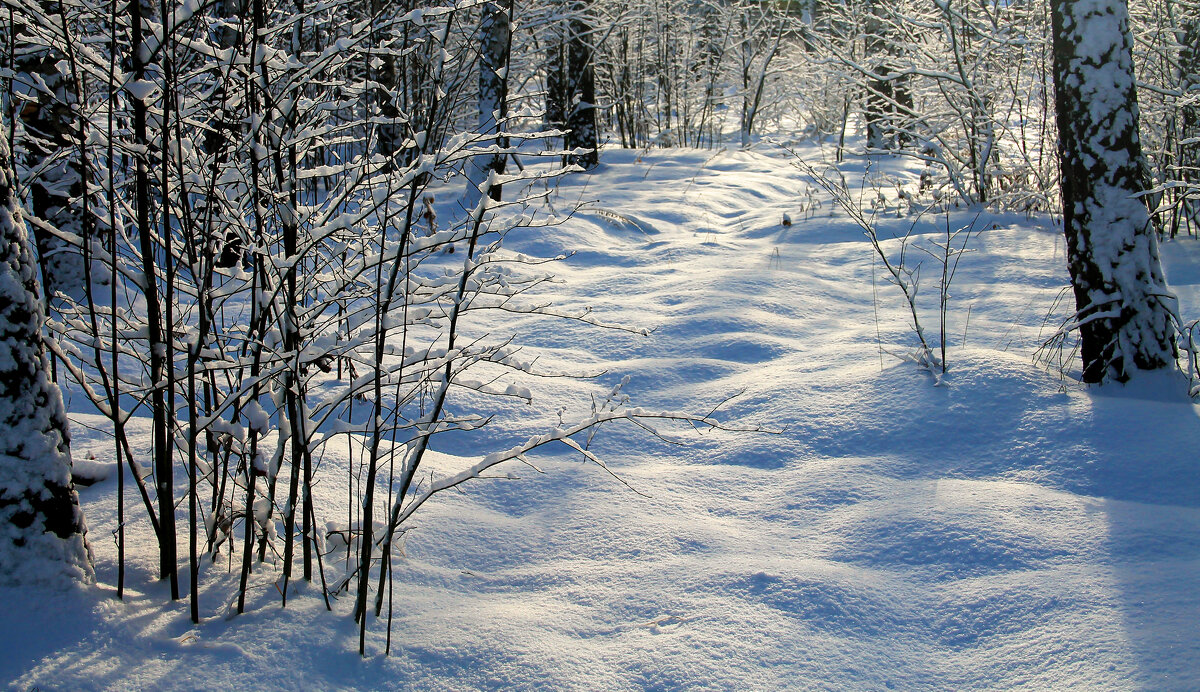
left=5, top=142, right=1200, bottom=689
left=0, top=133, right=92, bottom=588
left=123, top=79, right=158, bottom=103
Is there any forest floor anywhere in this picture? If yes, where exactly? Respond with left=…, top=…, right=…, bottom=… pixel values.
left=4, top=139, right=1200, bottom=690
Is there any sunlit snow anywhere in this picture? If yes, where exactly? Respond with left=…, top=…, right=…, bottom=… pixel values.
left=4, top=141, right=1200, bottom=690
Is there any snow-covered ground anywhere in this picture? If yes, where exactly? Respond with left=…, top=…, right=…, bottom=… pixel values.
left=5, top=141, right=1200, bottom=690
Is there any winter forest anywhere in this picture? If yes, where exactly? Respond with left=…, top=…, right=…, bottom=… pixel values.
left=2, top=0, right=1200, bottom=687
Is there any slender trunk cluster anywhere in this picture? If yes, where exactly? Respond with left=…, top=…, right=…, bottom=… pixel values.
left=2, top=0, right=680, bottom=649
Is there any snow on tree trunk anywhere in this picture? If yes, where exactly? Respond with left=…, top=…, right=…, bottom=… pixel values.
left=565, top=0, right=599, bottom=170
left=13, top=5, right=87, bottom=300
left=863, top=0, right=894, bottom=152
left=545, top=0, right=570, bottom=134
left=1051, top=0, right=1177, bottom=383
left=467, top=0, right=512, bottom=208
left=1178, top=5, right=1200, bottom=231
left=0, top=126, right=92, bottom=585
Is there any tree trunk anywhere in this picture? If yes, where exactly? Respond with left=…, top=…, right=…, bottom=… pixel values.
left=130, top=0, right=178, bottom=594
left=863, top=0, right=893, bottom=151
left=1051, top=0, right=1177, bottom=382
left=1177, top=4, right=1199, bottom=234
left=566, top=0, right=599, bottom=169
left=546, top=0, right=569, bottom=134
left=13, top=2, right=88, bottom=300
left=468, top=0, right=512, bottom=207
left=0, top=121, right=92, bottom=585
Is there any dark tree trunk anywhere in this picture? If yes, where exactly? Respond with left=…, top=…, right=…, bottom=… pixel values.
left=1177, top=5, right=1199, bottom=233
left=1051, top=0, right=1177, bottom=382
left=0, top=120, right=92, bottom=585
left=129, top=0, right=178, bottom=594
left=565, top=0, right=598, bottom=169
left=545, top=0, right=570, bottom=134
left=892, top=71, right=913, bottom=149
left=863, top=0, right=894, bottom=151
left=476, top=0, right=512, bottom=202
left=12, top=3, right=87, bottom=300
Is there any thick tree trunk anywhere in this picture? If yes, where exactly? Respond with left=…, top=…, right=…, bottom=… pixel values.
left=1051, top=0, right=1177, bottom=383
left=1177, top=5, right=1200, bottom=233
left=0, top=123, right=92, bottom=585
left=13, top=3, right=88, bottom=300
left=565, top=0, right=599, bottom=170
left=468, top=0, right=512, bottom=206
left=863, top=0, right=894, bottom=151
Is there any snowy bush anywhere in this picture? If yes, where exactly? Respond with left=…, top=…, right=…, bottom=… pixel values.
left=1, top=0, right=742, bottom=651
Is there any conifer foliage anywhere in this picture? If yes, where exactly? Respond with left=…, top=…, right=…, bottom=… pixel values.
left=0, top=123, right=92, bottom=585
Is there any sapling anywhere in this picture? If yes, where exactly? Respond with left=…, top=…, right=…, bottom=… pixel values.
left=784, top=145, right=941, bottom=374
left=916, top=213, right=976, bottom=373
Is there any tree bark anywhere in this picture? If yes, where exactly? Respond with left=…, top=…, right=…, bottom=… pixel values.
left=469, top=0, right=512, bottom=206
left=546, top=0, right=570, bottom=134
left=12, top=2, right=88, bottom=300
left=565, top=0, right=599, bottom=169
left=129, top=0, right=178, bottom=593
left=1176, top=4, right=1199, bottom=233
left=863, top=0, right=894, bottom=151
left=1051, top=0, right=1177, bottom=382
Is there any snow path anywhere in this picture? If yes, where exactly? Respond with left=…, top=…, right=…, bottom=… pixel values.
left=5, top=145, right=1200, bottom=690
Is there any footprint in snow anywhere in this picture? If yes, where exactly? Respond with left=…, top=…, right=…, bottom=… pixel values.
left=642, top=614, right=688, bottom=633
